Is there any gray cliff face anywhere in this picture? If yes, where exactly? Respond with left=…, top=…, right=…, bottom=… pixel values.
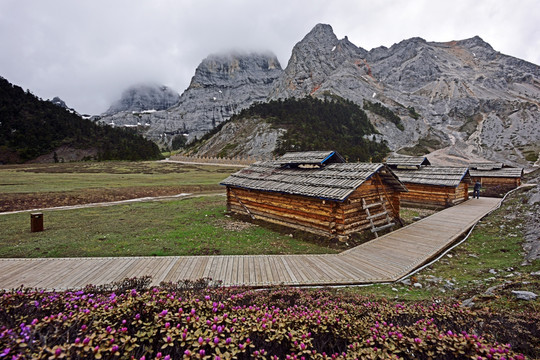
left=98, top=52, right=282, bottom=146
left=269, top=24, right=368, bottom=99
left=267, top=24, right=540, bottom=167
left=104, top=83, right=180, bottom=115
left=164, top=52, right=282, bottom=141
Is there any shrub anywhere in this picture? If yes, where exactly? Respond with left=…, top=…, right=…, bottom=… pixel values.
left=0, top=280, right=532, bottom=359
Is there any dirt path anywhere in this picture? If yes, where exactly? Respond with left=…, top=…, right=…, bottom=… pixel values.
left=0, top=191, right=225, bottom=215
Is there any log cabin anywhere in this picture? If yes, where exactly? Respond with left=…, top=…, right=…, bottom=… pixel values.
left=386, top=156, right=471, bottom=208
left=220, top=151, right=407, bottom=240
left=469, top=162, right=523, bottom=189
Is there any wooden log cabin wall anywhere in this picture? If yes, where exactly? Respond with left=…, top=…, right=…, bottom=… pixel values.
left=398, top=181, right=469, bottom=208
left=386, top=156, right=471, bottom=209
left=221, top=151, right=407, bottom=240
left=468, top=163, right=523, bottom=190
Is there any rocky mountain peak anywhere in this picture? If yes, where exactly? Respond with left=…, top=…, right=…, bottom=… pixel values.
left=104, top=83, right=180, bottom=116
left=302, top=23, right=337, bottom=44
left=270, top=23, right=367, bottom=99
left=97, top=51, right=282, bottom=146
left=189, top=52, right=282, bottom=88
left=456, top=35, right=494, bottom=50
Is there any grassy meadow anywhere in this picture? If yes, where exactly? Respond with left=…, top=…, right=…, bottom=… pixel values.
left=0, top=161, right=235, bottom=194
left=0, top=161, right=341, bottom=257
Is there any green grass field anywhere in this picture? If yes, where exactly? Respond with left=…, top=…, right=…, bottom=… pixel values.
left=0, top=161, right=236, bottom=193
left=0, top=195, right=340, bottom=258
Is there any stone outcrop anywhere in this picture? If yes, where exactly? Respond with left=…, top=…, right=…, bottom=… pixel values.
left=187, top=117, right=285, bottom=160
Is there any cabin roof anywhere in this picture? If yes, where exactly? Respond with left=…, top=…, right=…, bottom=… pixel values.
left=469, top=162, right=504, bottom=170
left=221, top=160, right=407, bottom=202
left=386, top=155, right=431, bottom=167
left=469, top=167, right=523, bottom=178
left=391, top=166, right=471, bottom=187
left=274, top=151, right=345, bottom=165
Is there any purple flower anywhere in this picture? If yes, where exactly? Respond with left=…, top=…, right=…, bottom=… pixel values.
left=414, top=338, right=422, bottom=344
left=55, top=348, right=62, bottom=356
left=160, top=310, right=168, bottom=317
left=112, top=345, right=119, bottom=352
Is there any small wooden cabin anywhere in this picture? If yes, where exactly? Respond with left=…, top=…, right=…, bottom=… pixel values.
left=386, top=156, right=470, bottom=208
left=221, top=151, right=407, bottom=239
left=469, top=162, right=523, bottom=189
left=385, top=155, right=431, bottom=169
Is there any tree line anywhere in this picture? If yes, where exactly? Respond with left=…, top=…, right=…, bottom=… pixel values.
left=0, top=77, right=162, bottom=163
left=238, top=96, right=390, bottom=162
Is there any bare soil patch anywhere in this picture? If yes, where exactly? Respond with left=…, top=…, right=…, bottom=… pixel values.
left=0, top=185, right=222, bottom=212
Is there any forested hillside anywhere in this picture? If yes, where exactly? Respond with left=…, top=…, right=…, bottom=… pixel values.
left=190, top=96, right=389, bottom=162
left=0, top=77, right=162, bottom=163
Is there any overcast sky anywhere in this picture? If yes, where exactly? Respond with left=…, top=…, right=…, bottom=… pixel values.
left=1, top=0, right=539, bottom=115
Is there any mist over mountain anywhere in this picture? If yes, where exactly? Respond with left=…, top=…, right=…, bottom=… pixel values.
left=104, top=83, right=180, bottom=116
left=97, top=52, right=282, bottom=147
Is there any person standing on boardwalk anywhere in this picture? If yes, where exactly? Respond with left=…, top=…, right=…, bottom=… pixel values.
left=473, top=180, right=481, bottom=199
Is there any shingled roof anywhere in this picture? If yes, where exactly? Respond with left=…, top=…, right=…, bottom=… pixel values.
left=469, top=167, right=523, bottom=178
left=221, top=153, right=407, bottom=202
left=391, top=167, right=471, bottom=187
left=469, top=162, right=504, bottom=171
left=274, top=151, right=345, bottom=165
left=386, top=155, right=431, bottom=168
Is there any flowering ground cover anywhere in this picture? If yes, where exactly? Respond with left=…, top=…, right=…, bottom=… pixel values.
left=1, top=278, right=536, bottom=359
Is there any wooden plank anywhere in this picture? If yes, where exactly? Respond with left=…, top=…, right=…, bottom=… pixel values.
left=371, top=222, right=395, bottom=233
left=367, top=211, right=388, bottom=220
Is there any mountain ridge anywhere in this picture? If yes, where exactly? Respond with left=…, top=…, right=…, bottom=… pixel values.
left=99, top=24, right=540, bottom=167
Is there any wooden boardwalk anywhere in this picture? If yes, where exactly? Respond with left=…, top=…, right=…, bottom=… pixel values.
left=0, top=198, right=501, bottom=290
